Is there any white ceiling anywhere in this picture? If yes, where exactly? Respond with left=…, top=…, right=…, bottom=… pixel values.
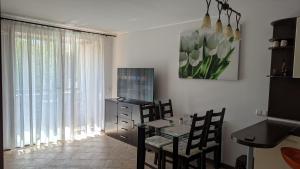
left=0, top=0, right=224, bottom=34
left=1, top=0, right=299, bottom=34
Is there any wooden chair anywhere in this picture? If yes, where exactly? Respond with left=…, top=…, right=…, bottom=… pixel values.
left=140, top=103, right=157, bottom=124
left=161, top=110, right=213, bottom=169
left=281, top=147, right=300, bottom=169
left=158, top=99, right=173, bottom=119
left=140, top=103, right=173, bottom=169
left=202, top=108, right=225, bottom=169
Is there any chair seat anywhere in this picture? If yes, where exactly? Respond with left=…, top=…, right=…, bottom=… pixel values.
left=281, top=147, right=300, bottom=169
left=145, top=136, right=173, bottom=148
left=203, top=141, right=219, bottom=149
left=163, top=141, right=203, bottom=158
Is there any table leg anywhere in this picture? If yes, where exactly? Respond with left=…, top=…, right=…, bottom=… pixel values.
left=172, top=137, right=179, bottom=169
left=247, top=147, right=254, bottom=169
left=137, top=125, right=146, bottom=169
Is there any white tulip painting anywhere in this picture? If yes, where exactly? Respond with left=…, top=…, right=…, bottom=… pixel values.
left=179, top=29, right=240, bottom=80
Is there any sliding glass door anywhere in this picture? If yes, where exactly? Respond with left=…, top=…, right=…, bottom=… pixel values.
left=1, top=20, right=106, bottom=149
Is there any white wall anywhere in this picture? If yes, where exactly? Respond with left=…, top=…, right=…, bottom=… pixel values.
left=104, top=37, right=114, bottom=98
left=111, top=0, right=300, bottom=166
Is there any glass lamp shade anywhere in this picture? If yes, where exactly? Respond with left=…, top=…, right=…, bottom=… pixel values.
left=224, top=24, right=233, bottom=37
left=201, top=14, right=212, bottom=29
left=215, top=19, right=223, bottom=33
left=234, top=28, right=241, bottom=40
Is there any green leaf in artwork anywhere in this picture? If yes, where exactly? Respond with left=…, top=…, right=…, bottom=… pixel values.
left=210, top=48, right=235, bottom=79
left=206, top=55, right=220, bottom=79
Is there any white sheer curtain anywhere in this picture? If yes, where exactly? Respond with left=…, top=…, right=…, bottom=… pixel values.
left=1, top=20, right=106, bottom=149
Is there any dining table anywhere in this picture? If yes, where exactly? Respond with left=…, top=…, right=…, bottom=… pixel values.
left=136, top=115, right=191, bottom=169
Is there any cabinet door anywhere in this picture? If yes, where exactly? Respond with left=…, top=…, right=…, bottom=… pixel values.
left=294, top=17, right=300, bottom=78
left=105, top=100, right=118, bottom=137
left=130, top=105, right=141, bottom=146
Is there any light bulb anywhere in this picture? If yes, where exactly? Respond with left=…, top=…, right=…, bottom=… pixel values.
left=234, top=28, right=241, bottom=40
left=215, top=19, right=223, bottom=33
left=201, top=14, right=211, bottom=29
left=224, top=24, right=233, bottom=37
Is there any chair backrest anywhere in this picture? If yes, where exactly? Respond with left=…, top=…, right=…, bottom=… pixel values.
left=158, top=99, right=173, bottom=119
left=186, top=110, right=213, bottom=156
left=207, top=108, right=226, bottom=144
left=140, top=103, right=157, bottom=123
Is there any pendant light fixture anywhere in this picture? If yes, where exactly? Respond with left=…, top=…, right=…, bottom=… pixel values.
left=201, top=0, right=212, bottom=29
left=200, top=0, right=242, bottom=40
left=215, top=3, right=223, bottom=33
left=234, top=14, right=241, bottom=40
left=224, top=9, right=233, bottom=37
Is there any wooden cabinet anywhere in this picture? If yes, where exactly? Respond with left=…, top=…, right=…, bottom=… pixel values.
left=254, top=135, right=300, bottom=169
left=104, top=99, right=150, bottom=146
left=294, top=17, right=300, bottom=78
left=105, top=99, right=118, bottom=139
left=268, top=17, right=300, bottom=122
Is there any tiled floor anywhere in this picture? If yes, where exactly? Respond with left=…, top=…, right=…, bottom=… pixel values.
left=4, top=135, right=216, bottom=169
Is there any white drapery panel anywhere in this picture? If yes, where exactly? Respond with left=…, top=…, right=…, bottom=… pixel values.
left=1, top=20, right=106, bottom=149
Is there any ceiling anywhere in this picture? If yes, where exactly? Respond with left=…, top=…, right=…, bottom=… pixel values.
left=1, top=0, right=299, bottom=34
left=0, top=0, right=224, bottom=34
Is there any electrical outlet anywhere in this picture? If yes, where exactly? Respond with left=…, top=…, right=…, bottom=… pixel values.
left=255, top=109, right=263, bottom=116
left=261, top=110, right=268, bottom=116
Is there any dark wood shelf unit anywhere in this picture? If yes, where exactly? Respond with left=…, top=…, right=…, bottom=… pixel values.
left=268, top=17, right=300, bottom=122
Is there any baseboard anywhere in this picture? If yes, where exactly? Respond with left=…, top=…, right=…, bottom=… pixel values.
left=206, top=158, right=235, bottom=169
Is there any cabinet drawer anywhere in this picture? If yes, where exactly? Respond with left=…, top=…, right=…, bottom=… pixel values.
left=118, top=128, right=131, bottom=142
left=119, top=118, right=134, bottom=129
left=118, top=103, right=132, bottom=119
left=118, top=103, right=132, bottom=112
left=119, top=134, right=130, bottom=142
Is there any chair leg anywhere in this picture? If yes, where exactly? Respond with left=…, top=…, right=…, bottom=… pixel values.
left=158, top=150, right=162, bottom=169
left=217, top=146, right=222, bottom=169
left=154, top=153, right=158, bottom=165
left=214, top=147, right=221, bottom=169
left=182, top=159, right=189, bottom=169
left=201, top=153, right=206, bottom=169
left=161, top=152, right=166, bottom=169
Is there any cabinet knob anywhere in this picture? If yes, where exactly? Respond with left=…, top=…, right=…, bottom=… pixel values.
left=120, top=135, right=128, bottom=139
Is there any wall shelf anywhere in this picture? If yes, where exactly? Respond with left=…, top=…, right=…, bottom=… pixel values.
left=268, top=46, right=294, bottom=50
left=266, top=75, right=293, bottom=79
left=268, top=17, right=300, bottom=122
left=269, top=38, right=294, bottom=42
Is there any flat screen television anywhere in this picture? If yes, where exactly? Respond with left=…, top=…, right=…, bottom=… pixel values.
left=117, top=68, right=154, bottom=102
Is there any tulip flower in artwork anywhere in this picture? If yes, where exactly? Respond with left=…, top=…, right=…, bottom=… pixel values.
left=179, top=28, right=239, bottom=80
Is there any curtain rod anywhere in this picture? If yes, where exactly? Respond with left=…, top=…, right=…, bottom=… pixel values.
left=1, top=17, right=116, bottom=37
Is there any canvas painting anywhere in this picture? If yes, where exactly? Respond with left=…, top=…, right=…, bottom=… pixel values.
left=179, top=29, right=240, bottom=80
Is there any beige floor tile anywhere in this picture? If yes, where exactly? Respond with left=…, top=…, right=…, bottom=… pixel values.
left=4, top=135, right=217, bottom=169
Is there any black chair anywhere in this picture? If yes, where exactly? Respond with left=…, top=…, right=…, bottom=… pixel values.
left=140, top=103, right=173, bottom=169
left=202, top=108, right=225, bottom=169
left=140, top=103, right=157, bottom=124
left=161, top=110, right=213, bottom=169
left=158, top=99, right=174, bottom=119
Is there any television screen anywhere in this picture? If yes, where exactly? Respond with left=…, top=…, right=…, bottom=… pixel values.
left=117, top=68, right=154, bottom=102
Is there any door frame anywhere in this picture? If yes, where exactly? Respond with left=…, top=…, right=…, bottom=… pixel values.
left=0, top=12, right=4, bottom=169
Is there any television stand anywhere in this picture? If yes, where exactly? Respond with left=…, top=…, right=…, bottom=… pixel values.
left=104, top=98, right=152, bottom=146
